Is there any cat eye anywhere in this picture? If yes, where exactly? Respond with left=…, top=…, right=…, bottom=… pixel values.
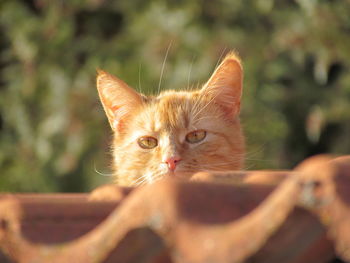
left=137, top=136, right=158, bottom=149
left=185, top=130, right=206, bottom=144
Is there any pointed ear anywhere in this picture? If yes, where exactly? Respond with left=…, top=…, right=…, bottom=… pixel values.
left=96, top=70, right=143, bottom=131
left=201, top=52, right=243, bottom=118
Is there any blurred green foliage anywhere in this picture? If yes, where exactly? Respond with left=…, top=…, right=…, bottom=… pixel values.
left=0, top=0, right=349, bottom=192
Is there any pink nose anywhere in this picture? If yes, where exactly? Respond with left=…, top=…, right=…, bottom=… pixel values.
left=164, top=157, right=182, bottom=171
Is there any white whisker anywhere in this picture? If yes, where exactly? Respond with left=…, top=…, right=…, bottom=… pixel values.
left=131, top=167, right=168, bottom=186
left=214, top=47, right=227, bottom=70
left=134, top=176, right=148, bottom=186
left=132, top=173, right=147, bottom=185
left=245, top=144, right=266, bottom=159
left=151, top=173, right=164, bottom=183
left=199, top=162, right=237, bottom=167
left=192, top=92, right=220, bottom=123
left=157, top=41, right=173, bottom=95
left=245, top=158, right=271, bottom=162
left=192, top=115, right=220, bottom=123
left=187, top=54, right=196, bottom=90
left=191, top=86, right=218, bottom=119
left=191, top=87, right=206, bottom=116
left=136, top=175, right=150, bottom=184
left=137, top=62, right=142, bottom=93
left=242, top=163, right=257, bottom=171
left=190, top=82, right=204, bottom=116
left=94, top=162, right=114, bottom=177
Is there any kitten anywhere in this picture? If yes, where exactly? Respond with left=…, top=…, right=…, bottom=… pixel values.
left=96, top=52, right=245, bottom=186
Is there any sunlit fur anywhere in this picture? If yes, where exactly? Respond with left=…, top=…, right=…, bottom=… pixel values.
left=97, top=52, right=245, bottom=186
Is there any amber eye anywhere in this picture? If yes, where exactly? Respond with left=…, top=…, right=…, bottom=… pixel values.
left=137, top=136, right=158, bottom=149
left=185, top=130, right=206, bottom=144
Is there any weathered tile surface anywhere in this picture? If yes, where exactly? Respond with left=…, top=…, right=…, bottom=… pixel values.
left=0, top=155, right=349, bottom=263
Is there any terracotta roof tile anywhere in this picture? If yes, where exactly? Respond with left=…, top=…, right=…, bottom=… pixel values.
left=0, top=155, right=349, bottom=263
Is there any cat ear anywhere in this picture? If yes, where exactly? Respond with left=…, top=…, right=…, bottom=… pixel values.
left=96, top=70, right=143, bottom=131
left=201, top=52, right=243, bottom=118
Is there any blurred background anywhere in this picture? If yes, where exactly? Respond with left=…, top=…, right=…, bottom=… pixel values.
left=0, top=0, right=349, bottom=192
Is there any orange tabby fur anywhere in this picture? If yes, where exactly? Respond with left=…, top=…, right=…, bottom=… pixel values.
left=97, top=52, right=245, bottom=186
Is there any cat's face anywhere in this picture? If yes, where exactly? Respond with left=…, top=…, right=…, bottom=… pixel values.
left=97, top=52, right=245, bottom=186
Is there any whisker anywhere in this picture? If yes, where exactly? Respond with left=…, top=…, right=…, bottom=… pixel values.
left=198, top=165, right=237, bottom=170
left=191, top=87, right=207, bottom=117
left=132, top=168, right=168, bottom=186
left=245, top=158, right=271, bottom=162
left=131, top=173, right=147, bottom=185
left=190, top=93, right=201, bottom=118
left=135, top=177, right=148, bottom=186
left=157, top=41, right=173, bottom=95
left=199, top=162, right=238, bottom=167
left=192, top=92, right=220, bottom=123
left=151, top=173, right=164, bottom=183
left=133, top=174, right=148, bottom=185
left=93, top=162, right=114, bottom=177
left=192, top=115, right=220, bottom=123
left=242, top=163, right=257, bottom=171
left=244, top=145, right=270, bottom=167
left=137, top=62, right=142, bottom=93
left=245, top=144, right=266, bottom=158
left=190, top=81, right=203, bottom=115
left=187, top=54, right=196, bottom=90
left=214, top=47, right=227, bottom=70
left=136, top=180, right=147, bottom=186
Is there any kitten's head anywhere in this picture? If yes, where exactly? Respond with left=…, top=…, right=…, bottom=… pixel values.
left=97, top=52, right=245, bottom=186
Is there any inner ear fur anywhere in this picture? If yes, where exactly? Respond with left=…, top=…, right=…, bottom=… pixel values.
left=202, top=52, right=243, bottom=118
left=96, top=70, right=143, bottom=131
